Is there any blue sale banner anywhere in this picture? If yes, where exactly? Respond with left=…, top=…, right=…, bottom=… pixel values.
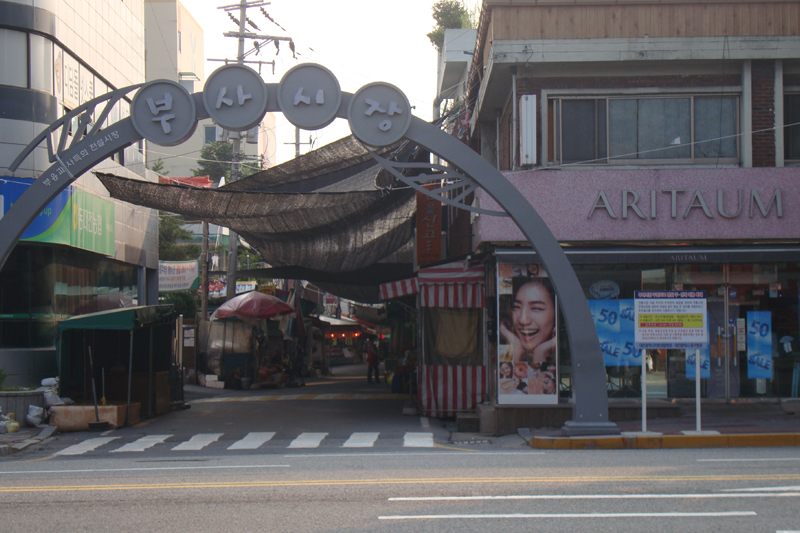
left=747, top=311, right=773, bottom=379
left=685, top=342, right=711, bottom=379
left=589, top=299, right=640, bottom=367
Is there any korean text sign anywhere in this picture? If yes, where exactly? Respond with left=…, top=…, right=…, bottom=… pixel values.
left=634, top=291, right=708, bottom=350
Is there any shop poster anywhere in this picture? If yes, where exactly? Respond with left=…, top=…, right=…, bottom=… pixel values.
left=588, top=299, right=640, bottom=367
left=685, top=333, right=711, bottom=380
left=497, top=263, right=558, bottom=405
left=747, top=310, right=773, bottom=379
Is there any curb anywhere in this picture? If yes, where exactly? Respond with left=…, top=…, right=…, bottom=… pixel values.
left=529, top=432, right=800, bottom=450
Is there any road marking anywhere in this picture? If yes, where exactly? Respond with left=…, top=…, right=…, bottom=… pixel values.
left=698, top=458, right=800, bottom=462
left=112, top=435, right=171, bottom=453
left=724, top=486, right=800, bottom=492
left=342, top=432, right=379, bottom=448
left=404, top=432, right=434, bottom=447
left=171, top=433, right=222, bottom=451
left=0, top=464, right=290, bottom=475
left=227, top=432, right=275, bottom=450
left=378, top=511, right=757, bottom=520
left=2, top=475, right=800, bottom=494
left=389, top=492, right=800, bottom=501
left=54, top=437, right=118, bottom=456
left=288, top=432, right=328, bottom=448
left=285, top=451, right=541, bottom=458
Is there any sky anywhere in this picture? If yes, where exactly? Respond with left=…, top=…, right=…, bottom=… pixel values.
left=181, top=0, right=446, bottom=165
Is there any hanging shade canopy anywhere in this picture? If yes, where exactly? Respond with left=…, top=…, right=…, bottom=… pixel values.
left=97, top=136, right=420, bottom=303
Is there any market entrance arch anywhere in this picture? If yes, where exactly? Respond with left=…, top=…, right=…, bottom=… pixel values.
left=0, top=63, right=617, bottom=436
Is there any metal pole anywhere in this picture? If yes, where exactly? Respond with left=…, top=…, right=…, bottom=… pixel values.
left=126, top=330, right=133, bottom=426
left=201, top=221, right=209, bottom=318
left=641, top=349, right=647, bottom=433
left=695, top=347, right=702, bottom=432
left=148, top=327, right=154, bottom=417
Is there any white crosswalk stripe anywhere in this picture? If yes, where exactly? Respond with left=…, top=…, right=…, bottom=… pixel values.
left=342, top=432, right=380, bottom=448
left=227, top=432, right=276, bottom=450
left=55, top=437, right=118, bottom=456
left=53, top=431, right=437, bottom=455
left=112, top=435, right=171, bottom=453
left=171, top=433, right=223, bottom=451
left=288, top=432, right=328, bottom=448
left=404, top=432, right=435, bottom=447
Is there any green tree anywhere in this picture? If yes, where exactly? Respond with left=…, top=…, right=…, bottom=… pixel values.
left=149, top=158, right=169, bottom=176
left=192, top=141, right=233, bottom=184
left=427, top=0, right=475, bottom=50
left=159, top=212, right=201, bottom=261
left=161, top=291, right=198, bottom=318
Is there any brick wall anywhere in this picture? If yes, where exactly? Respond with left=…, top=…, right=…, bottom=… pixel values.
left=751, top=61, right=776, bottom=167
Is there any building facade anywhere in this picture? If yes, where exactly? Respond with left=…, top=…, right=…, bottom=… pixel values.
left=435, top=0, right=800, bottom=429
left=0, top=0, right=159, bottom=386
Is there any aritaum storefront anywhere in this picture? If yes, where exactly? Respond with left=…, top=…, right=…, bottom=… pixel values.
left=475, top=167, right=800, bottom=405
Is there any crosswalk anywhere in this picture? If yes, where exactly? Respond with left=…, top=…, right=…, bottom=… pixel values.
left=54, top=431, right=437, bottom=456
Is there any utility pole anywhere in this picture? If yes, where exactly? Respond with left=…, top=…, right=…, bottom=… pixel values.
left=218, top=0, right=292, bottom=301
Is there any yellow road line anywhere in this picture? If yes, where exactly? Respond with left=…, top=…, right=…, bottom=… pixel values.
left=2, top=473, right=799, bottom=493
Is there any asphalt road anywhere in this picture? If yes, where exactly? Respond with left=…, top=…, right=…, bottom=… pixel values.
left=0, top=367, right=798, bottom=532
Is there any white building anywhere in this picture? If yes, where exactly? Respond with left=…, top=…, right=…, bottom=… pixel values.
left=0, top=0, right=159, bottom=386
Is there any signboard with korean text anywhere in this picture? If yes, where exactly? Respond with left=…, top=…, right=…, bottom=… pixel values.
left=0, top=177, right=114, bottom=255
left=634, top=291, right=708, bottom=350
left=415, top=184, right=442, bottom=267
left=746, top=310, right=773, bottom=379
left=158, top=261, right=200, bottom=292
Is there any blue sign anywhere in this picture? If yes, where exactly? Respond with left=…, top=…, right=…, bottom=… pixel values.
left=746, top=310, right=773, bottom=379
left=686, top=326, right=711, bottom=379
left=589, top=299, right=640, bottom=367
left=0, top=177, right=71, bottom=240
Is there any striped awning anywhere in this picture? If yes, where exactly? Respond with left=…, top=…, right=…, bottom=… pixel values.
left=378, top=277, right=418, bottom=301
left=418, top=261, right=485, bottom=308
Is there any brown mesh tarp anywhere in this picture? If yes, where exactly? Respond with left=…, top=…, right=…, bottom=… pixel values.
left=96, top=136, right=416, bottom=303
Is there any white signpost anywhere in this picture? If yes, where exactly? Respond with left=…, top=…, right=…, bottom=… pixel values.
left=634, top=291, right=708, bottom=433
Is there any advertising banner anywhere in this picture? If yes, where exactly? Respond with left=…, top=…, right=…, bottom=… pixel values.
left=159, top=261, right=200, bottom=292
left=588, top=299, right=639, bottom=367
left=686, top=328, right=711, bottom=379
left=0, top=177, right=115, bottom=256
left=497, top=263, right=558, bottom=405
left=415, top=184, right=442, bottom=267
left=746, top=310, right=773, bottom=379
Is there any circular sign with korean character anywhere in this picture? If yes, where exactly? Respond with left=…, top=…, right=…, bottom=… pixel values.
left=202, top=64, right=268, bottom=132
left=131, top=80, right=197, bottom=146
left=347, top=82, right=411, bottom=147
left=277, top=63, right=342, bottom=130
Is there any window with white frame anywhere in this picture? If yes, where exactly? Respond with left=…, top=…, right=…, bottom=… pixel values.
left=548, top=95, right=739, bottom=166
left=204, top=125, right=217, bottom=144
left=784, top=94, right=800, bottom=162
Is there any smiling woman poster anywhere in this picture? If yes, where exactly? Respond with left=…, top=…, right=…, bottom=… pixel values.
left=497, top=263, right=559, bottom=405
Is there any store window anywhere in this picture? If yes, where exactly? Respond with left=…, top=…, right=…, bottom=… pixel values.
left=784, top=94, right=800, bottom=161
left=29, top=33, right=53, bottom=94
left=0, top=29, right=27, bottom=88
left=549, top=95, right=738, bottom=165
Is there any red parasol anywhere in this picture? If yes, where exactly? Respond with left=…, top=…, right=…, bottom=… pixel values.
left=211, top=291, right=295, bottom=326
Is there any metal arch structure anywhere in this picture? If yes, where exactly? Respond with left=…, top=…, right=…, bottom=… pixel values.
left=0, top=63, right=618, bottom=436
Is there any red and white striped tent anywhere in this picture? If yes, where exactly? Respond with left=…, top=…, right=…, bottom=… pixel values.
left=379, top=260, right=487, bottom=417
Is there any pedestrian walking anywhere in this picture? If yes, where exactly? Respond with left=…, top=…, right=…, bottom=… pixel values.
left=367, top=341, right=380, bottom=384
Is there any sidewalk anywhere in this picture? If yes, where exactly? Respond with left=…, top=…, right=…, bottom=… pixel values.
left=0, top=425, right=57, bottom=456
left=523, top=400, right=800, bottom=450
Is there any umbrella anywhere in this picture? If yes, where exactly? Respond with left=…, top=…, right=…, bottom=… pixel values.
left=211, top=291, right=295, bottom=326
